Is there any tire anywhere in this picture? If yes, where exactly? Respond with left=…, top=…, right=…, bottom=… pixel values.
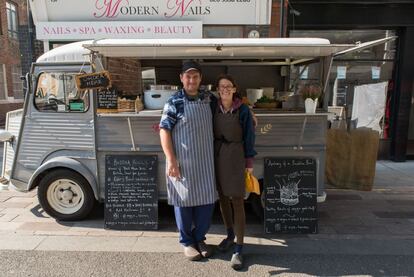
left=37, top=169, right=95, bottom=221
left=249, top=179, right=264, bottom=221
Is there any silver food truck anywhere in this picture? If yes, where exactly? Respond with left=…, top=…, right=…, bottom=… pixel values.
left=0, top=37, right=394, bottom=221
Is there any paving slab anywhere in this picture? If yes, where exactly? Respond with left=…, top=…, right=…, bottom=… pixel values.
left=0, top=214, right=19, bottom=222
left=0, top=234, right=45, bottom=250
left=11, top=214, right=55, bottom=223
left=17, top=222, right=73, bottom=232
left=0, top=221, right=25, bottom=231
left=35, top=236, right=138, bottom=251
left=4, top=197, right=36, bottom=203
left=86, top=230, right=144, bottom=237
left=0, top=197, right=10, bottom=202
left=1, top=208, right=31, bottom=214
left=132, top=237, right=182, bottom=252
left=34, top=230, right=90, bottom=236
left=333, top=225, right=391, bottom=235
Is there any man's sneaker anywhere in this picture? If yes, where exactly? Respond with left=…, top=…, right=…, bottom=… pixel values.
left=197, top=241, right=213, bottom=258
left=231, top=253, right=243, bottom=270
left=183, top=244, right=202, bottom=261
left=217, top=238, right=235, bottom=252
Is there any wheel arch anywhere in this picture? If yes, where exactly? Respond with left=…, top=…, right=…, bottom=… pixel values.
left=28, top=157, right=99, bottom=201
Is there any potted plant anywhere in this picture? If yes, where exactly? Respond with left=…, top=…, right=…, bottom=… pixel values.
left=299, top=83, right=322, bottom=113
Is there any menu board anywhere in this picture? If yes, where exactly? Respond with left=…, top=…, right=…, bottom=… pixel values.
left=264, top=157, right=318, bottom=234
left=97, top=88, right=118, bottom=110
left=105, top=155, right=158, bottom=230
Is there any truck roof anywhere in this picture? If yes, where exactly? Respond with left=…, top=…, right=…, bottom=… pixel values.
left=36, top=40, right=92, bottom=63
left=83, top=38, right=349, bottom=61
left=36, top=37, right=393, bottom=63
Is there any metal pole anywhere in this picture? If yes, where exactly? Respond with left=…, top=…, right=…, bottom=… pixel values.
left=280, top=0, right=285, bottom=38
left=26, top=0, right=34, bottom=65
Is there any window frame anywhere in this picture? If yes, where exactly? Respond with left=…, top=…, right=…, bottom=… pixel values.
left=11, top=64, right=23, bottom=99
left=34, top=71, right=90, bottom=113
left=6, top=1, right=19, bottom=40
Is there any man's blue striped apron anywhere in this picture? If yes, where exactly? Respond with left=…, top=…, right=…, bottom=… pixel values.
left=167, top=96, right=217, bottom=207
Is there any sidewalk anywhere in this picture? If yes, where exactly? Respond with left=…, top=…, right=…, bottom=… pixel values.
left=0, top=161, right=413, bottom=253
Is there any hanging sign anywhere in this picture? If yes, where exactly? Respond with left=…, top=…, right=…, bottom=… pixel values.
left=75, top=71, right=112, bottom=91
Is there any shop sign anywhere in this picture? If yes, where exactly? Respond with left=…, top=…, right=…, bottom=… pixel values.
left=36, top=21, right=202, bottom=40
left=30, top=0, right=271, bottom=25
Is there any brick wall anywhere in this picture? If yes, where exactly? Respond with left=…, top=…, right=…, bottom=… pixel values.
left=269, top=0, right=288, bottom=38
left=0, top=102, right=23, bottom=127
left=0, top=0, right=27, bottom=99
left=107, top=58, right=142, bottom=97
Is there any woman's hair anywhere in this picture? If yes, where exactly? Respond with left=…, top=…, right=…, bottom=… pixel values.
left=215, top=74, right=241, bottom=99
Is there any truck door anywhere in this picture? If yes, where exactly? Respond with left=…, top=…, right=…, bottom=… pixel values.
left=9, top=64, right=96, bottom=191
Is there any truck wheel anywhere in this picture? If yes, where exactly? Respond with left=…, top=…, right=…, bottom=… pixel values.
left=37, top=169, right=95, bottom=221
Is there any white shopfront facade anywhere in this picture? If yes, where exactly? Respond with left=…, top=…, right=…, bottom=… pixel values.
left=29, top=0, right=272, bottom=49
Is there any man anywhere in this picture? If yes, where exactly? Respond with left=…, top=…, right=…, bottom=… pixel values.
left=159, top=60, right=217, bottom=261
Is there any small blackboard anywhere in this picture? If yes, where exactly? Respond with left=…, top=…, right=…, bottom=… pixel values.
left=75, top=71, right=111, bottom=91
left=97, top=88, right=118, bottom=110
left=105, top=155, right=158, bottom=230
left=264, top=157, right=318, bottom=234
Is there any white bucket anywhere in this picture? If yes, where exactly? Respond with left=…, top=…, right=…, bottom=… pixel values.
left=261, top=87, right=274, bottom=98
left=246, top=89, right=263, bottom=105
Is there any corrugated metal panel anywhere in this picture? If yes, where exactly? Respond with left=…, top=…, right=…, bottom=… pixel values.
left=3, top=110, right=23, bottom=178
left=96, top=116, right=161, bottom=151
left=256, top=116, right=327, bottom=147
left=16, top=113, right=94, bottom=169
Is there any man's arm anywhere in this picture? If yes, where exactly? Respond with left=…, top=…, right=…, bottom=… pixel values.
left=160, top=128, right=181, bottom=178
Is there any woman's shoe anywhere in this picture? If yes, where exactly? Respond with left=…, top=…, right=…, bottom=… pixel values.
left=217, top=238, right=234, bottom=252
left=231, top=252, right=243, bottom=270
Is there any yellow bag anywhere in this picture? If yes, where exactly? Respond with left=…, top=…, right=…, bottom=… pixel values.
left=245, top=171, right=260, bottom=195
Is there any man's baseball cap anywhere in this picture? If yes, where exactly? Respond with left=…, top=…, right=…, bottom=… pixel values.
left=181, top=60, right=202, bottom=74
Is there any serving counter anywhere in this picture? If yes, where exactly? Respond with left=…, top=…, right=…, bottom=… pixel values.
left=96, top=109, right=328, bottom=202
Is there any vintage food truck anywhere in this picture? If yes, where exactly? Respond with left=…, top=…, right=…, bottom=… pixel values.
left=0, top=37, right=394, bottom=221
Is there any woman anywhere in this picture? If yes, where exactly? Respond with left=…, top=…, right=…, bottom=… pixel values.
left=214, top=74, right=256, bottom=270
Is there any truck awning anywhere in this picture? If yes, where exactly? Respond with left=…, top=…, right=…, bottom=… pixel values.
left=82, top=38, right=352, bottom=62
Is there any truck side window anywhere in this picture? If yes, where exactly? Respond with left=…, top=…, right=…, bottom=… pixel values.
left=34, top=72, right=89, bottom=112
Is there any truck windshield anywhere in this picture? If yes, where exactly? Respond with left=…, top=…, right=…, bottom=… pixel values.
left=34, top=72, right=89, bottom=112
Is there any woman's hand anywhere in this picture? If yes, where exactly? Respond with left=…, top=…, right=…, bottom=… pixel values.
left=167, top=159, right=181, bottom=179
left=246, top=168, right=253, bottom=174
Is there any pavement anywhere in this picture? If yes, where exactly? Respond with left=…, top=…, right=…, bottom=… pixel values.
left=0, top=160, right=414, bottom=276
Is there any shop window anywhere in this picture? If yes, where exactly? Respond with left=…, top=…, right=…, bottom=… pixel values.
left=290, top=29, right=397, bottom=139
left=0, top=65, right=7, bottom=100
left=6, top=2, right=18, bottom=39
left=35, top=72, right=89, bottom=113
left=203, top=26, right=243, bottom=38
left=11, top=65, right=23, bottom=99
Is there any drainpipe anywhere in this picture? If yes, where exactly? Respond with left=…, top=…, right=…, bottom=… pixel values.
left=280, top=0, right=285, bottom=37
left=26, top=0, right=34, bottom=66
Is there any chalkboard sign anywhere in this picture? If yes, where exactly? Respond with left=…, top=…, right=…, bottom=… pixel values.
left=75, top=71, right=111, bottom=91
left=105, top=155, right=158, bottom=230
left=264, top=157, right=317, bottom=234
left=97, top=89, right=118, bottom=110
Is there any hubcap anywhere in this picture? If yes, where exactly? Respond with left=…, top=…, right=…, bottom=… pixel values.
left=46, top=179, right=85, bottom=215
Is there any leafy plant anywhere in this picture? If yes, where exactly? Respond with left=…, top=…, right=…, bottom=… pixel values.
left=256, top=95, right=277, bottom=103
left=299, top=83, right=322, bottom=100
